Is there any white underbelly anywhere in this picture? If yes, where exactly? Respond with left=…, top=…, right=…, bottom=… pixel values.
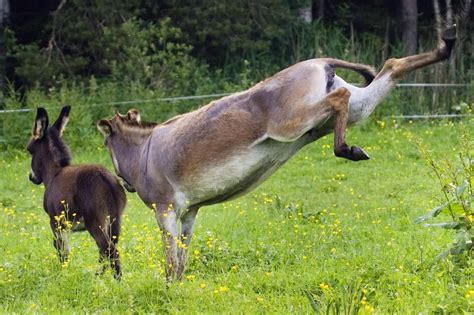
left=180, top=138, right=303, bottom=206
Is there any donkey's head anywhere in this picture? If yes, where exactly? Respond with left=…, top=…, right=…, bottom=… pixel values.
left=97, top=109, right=152, bottom=193
left=27, top=106, right=72, bottom=185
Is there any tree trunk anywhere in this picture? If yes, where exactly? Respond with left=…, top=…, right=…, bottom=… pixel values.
left=298, top=1, right=313, bottom=24
left=0, top=0, right=9, bottom=97
left=401, top=0, right=418, bottom=55
left=445, top=0, right=455, bottom=82
left=433, top=0, right=442, bottom=42
left=432, top=0, right=441, bottom=111
left=313, top=0, right=324, bottom=20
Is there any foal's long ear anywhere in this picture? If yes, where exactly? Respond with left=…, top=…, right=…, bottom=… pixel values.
left=32, top=107, right=49, bottom=140
left=52, top=105, right=71, bottom=137
left=97, top=119, right=113, bottom=137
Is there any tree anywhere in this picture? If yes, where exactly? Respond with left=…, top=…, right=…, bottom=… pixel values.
left=313, top=0, right=324, bottom=20
left=0, top=0, right=9, bottom=95
left=401, top=0, right=417, bottom=55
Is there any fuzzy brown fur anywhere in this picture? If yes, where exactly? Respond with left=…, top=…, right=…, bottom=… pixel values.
left=28, top=106, right=126, bottom=279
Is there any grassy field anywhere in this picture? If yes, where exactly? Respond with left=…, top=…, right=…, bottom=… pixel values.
left=0, top=119, right=473, bottom=313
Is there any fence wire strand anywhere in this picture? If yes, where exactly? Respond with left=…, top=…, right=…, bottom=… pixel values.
left=1, top=83, right=472, bottom=115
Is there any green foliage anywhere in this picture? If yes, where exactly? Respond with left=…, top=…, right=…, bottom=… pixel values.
left=8, top=0, right=203, bottom=91
left=161, top=0, right=293, bottom=66
left=416, top=127, right=473, bottom=259
left=101, top=18, right=205, bottom=94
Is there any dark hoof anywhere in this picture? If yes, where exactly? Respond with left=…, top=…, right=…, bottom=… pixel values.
left=334, top=144, right=370, bottom=161
left=350, top=146, right=370, bottom=161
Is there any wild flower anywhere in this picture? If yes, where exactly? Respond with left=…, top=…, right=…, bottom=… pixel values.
left=319, top=282, right=329, bottom=290
left=218, top=286, right=229, bottom=293
left=465, top=290, right=474, bottom=299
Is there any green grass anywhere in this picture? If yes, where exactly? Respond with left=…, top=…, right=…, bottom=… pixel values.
left=1, top=120, right=473, bottom=313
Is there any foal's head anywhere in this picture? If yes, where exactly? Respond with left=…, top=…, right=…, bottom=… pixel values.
left=27, top=106, right=72, bottom=185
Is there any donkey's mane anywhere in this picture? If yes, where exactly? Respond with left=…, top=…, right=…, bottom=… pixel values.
left=48, top=127, right=71, bottom=167
left=116, top=119, right=156, bottom=144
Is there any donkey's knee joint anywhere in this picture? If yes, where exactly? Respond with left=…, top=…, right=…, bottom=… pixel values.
left=328, top=87, right=351, bottom=112
left=383, top=58, right=406, bottom=78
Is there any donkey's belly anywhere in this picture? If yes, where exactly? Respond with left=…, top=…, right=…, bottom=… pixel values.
left=182, top=138, right=307, bottom=207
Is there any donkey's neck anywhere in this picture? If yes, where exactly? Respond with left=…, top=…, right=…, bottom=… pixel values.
left=112, top=127, right=153, bottom=189
left=42, top=162, right=65, bottom=188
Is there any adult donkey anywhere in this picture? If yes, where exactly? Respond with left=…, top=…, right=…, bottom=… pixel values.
left=98, top=27, right=455, bottom=281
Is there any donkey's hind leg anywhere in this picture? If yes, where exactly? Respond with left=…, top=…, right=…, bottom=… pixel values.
left=85, top=217, right=121, bottom=279
left=379, top=26, right=455, bottom=80
left=330, top=88, right=370, bottom=161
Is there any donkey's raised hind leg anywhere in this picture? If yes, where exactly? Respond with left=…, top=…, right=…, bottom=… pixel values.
left=329, top=88, right=370, bottom=161
left=379, top=26, right=456, bottom=80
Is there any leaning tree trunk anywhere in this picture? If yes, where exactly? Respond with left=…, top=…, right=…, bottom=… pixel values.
left=401, top=0, right=418, bottom=55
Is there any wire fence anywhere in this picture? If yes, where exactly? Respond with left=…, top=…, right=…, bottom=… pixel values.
left=0, top=83, right=471, bottom=115
left=0, top=82, right=472, bottom=146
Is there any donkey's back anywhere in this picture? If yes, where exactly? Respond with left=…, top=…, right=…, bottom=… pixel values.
left=45, top=164, right=126, bottom=222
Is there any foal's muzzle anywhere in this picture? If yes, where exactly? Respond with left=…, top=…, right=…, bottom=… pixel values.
left=29, top=173, right=42, bottom=185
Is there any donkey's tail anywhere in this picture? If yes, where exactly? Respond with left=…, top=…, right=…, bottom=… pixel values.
left=98, top=171, right=126, bottom=243
left=321, top=58, right=377, bottom=86
left=110, top=215, right=121, bottom=244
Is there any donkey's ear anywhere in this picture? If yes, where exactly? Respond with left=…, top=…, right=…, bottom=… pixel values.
left=97, top=119, right=113, bottom=137
left=127, top=109, right=141, bottom=123
left=32, top=107, right=49, bottom=139
left=52, top=105, right=71, bottom=136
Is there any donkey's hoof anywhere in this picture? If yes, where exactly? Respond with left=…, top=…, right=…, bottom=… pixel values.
left=350, top=146, right=370, bottom=161
left=334, top=144, right=369, bottom=161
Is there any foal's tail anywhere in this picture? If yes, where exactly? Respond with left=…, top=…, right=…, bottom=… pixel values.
left=110, top=215, right=121, bottom=244
left=109, top=182, right=126, bottom=244
left=321, top=58, right=377, bottom=86
left=99, top=172, right=126, bottom=243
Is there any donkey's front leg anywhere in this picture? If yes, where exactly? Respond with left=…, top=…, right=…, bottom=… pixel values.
left=177, top=207, right=199, bottom=280
left=154, top=203, right=179, bottom=282
left=329, top=88, right=369, bottom=161
left=49, top=218, right=69, bottom=263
